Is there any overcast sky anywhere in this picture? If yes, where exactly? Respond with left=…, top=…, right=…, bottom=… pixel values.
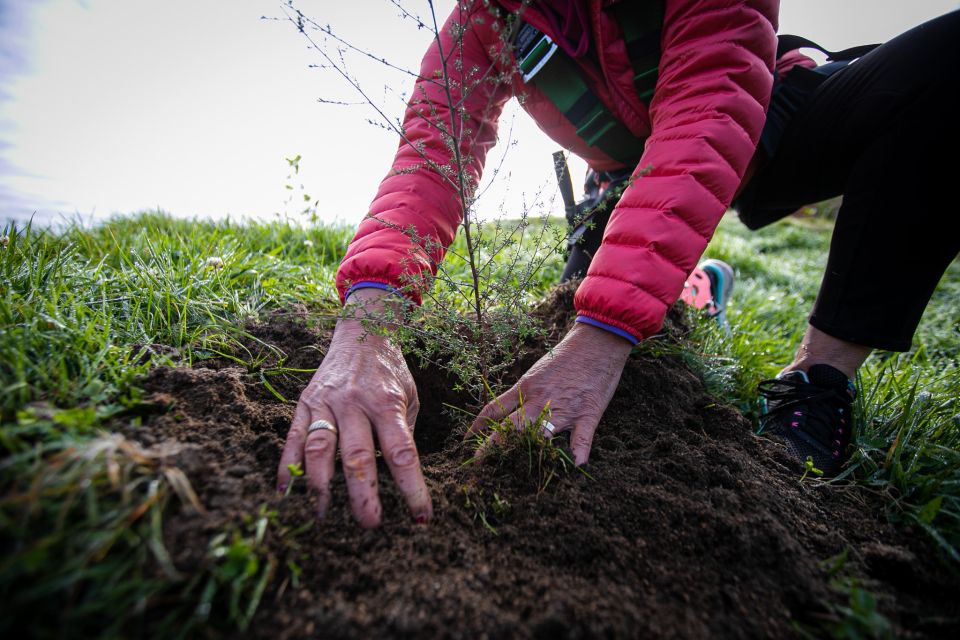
left=1, top=0, right=957, bottom=228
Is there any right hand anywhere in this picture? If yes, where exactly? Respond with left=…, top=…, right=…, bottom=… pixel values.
left=276, top=288, right=431, bottom=528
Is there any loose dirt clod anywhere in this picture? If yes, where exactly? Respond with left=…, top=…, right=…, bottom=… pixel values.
left=131, top=289, right=960, bottom=639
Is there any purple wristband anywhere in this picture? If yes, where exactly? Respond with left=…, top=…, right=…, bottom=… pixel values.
left=576, top=316, right=639, bottom=345
left=344, top=281, right=400, bottom=300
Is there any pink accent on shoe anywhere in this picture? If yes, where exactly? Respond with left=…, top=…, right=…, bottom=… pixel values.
left=791, top=422, right=799, bottom=427
left=680, top=267, right=714, bottom=311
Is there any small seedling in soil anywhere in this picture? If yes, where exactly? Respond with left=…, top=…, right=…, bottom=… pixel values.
left=199, top=505, right=279, bottom=632
left=801, top=549, right=894, bottom=640
left=800, top=456, right=824, bottom=483
left=284, top=462, right=305, bottom=497
left=461, top=484, right=503, bottom=535
left=491, top=491, right=510, bottom=516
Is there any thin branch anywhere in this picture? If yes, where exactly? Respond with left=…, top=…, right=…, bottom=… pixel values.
left=427, top=0, right=484, bottom=339
left=279, top=3, right=460, bottom=194
left=266, top=9, right=429, bottom=84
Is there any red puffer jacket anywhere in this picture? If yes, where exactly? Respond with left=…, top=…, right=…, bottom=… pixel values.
left=336, top=0, right=778, bottom=343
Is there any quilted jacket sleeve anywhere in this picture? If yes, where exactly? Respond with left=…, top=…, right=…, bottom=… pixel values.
left=574, top=0, right=778, bottom=342
left=335, top=3, right=513, bottom=304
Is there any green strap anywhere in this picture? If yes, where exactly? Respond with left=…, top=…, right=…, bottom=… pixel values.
left=613, top=1, right=664, bottom=104
left=514, top=2, right=666, bottom=166
left=531, top=50, right=647, bottom=165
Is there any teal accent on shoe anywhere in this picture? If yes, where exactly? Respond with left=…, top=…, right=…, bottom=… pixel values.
left=699, top=259, right=734, bottom=312
left=697, top=259, right=734, bottom=333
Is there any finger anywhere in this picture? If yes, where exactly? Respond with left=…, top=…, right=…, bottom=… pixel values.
left=302, top=407, right=338, bottom=519
left=374, top=410, right=432, bottom=523
left=406, top=391, right=420, bottom=433
left=472, top=408, right=538, bottom=459
left=506, top=406, right=563, bottom=439
left=569, top=420, right=598, bottom=467
left=277, top=402, right=310, bottom=493
left=540, top=417, right=561, bottom=440
left=335, top=407, right=382, bottom=529
left=466, top=384, right=522, bottom=439
left=472, top=427, right=508, bottom=460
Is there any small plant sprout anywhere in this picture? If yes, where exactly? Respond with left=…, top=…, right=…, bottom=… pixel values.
left=491, top=492, right=510, bottom=516
left=200, top=505, right=279, bottom=632
left=800, top=456, right=824, bottom=483
left=461, top=484, right=499, bottom=535
left=285, top=462, right=305, bottom=496
left=815, top=548, right=894, bottom=639
left=205, top=256, right=225, bottom=271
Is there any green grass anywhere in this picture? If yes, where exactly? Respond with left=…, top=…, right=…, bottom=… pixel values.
left=0, top=209, right=957, bottom=636
left=0, top=213, right=350, bottom=425
left=0, top=212, right=350, bottom=635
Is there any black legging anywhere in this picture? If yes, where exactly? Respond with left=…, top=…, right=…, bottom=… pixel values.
left=736, top=10, right=960, bottom=352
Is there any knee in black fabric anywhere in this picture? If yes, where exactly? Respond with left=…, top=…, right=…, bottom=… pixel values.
left=731, top=185, right=799, bottom=231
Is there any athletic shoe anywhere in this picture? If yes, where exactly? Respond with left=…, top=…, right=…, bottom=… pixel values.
left=757, top=363, right=857, bottom=478
left=680, top=258, right=734, bottom=330
left=700, top=259, right=734, bottom=324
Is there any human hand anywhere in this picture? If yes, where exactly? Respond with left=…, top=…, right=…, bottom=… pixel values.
left=276, top=288, right=430, bottom=528
left=466, top=322, right=633, bottom=465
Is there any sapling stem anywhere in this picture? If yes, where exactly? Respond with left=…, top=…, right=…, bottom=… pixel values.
left=427, top=0, right=490, bottom=393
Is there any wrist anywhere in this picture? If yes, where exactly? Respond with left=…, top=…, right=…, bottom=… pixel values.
left=575, top=315, right=639, bottom=346
left=337, top=287, right=405, bottom=344
left=343, top=286, right=393, bottom=309
left=345, top=280, right=400, bottom=300
left=567, top=321, right=634, bottom=362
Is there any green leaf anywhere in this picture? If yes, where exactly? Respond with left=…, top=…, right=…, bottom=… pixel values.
left=286, top=462, right=304, bottom=478
left=917, top=495, right=942, bottom=524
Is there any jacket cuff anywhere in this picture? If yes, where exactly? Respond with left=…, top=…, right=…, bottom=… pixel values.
left=576, top=316, right=639, bottom=345
left=344, top=281, right=402, bottom=302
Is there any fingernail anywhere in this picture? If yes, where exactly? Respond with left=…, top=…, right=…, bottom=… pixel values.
left=277, top=483, right=287, bottom=494
left=414, top=512, right=430, bottom=525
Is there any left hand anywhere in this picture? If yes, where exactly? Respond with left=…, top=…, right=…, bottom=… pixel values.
left=466, top=322, right=633, bottom=465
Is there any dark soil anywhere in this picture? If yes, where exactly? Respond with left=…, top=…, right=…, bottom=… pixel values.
left=130, top=285, right=959, bottom=639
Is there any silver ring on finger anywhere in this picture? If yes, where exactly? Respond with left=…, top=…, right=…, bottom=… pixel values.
left=308, top=419, right=338, bottom=436
left=542, top=420, right=557, bottom=435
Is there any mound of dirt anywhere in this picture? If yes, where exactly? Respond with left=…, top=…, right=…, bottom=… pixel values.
left=130, top=288, right=959, bottom=639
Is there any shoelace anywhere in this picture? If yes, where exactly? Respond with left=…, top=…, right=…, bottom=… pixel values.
left=758, top=378, right=850, bottom=455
